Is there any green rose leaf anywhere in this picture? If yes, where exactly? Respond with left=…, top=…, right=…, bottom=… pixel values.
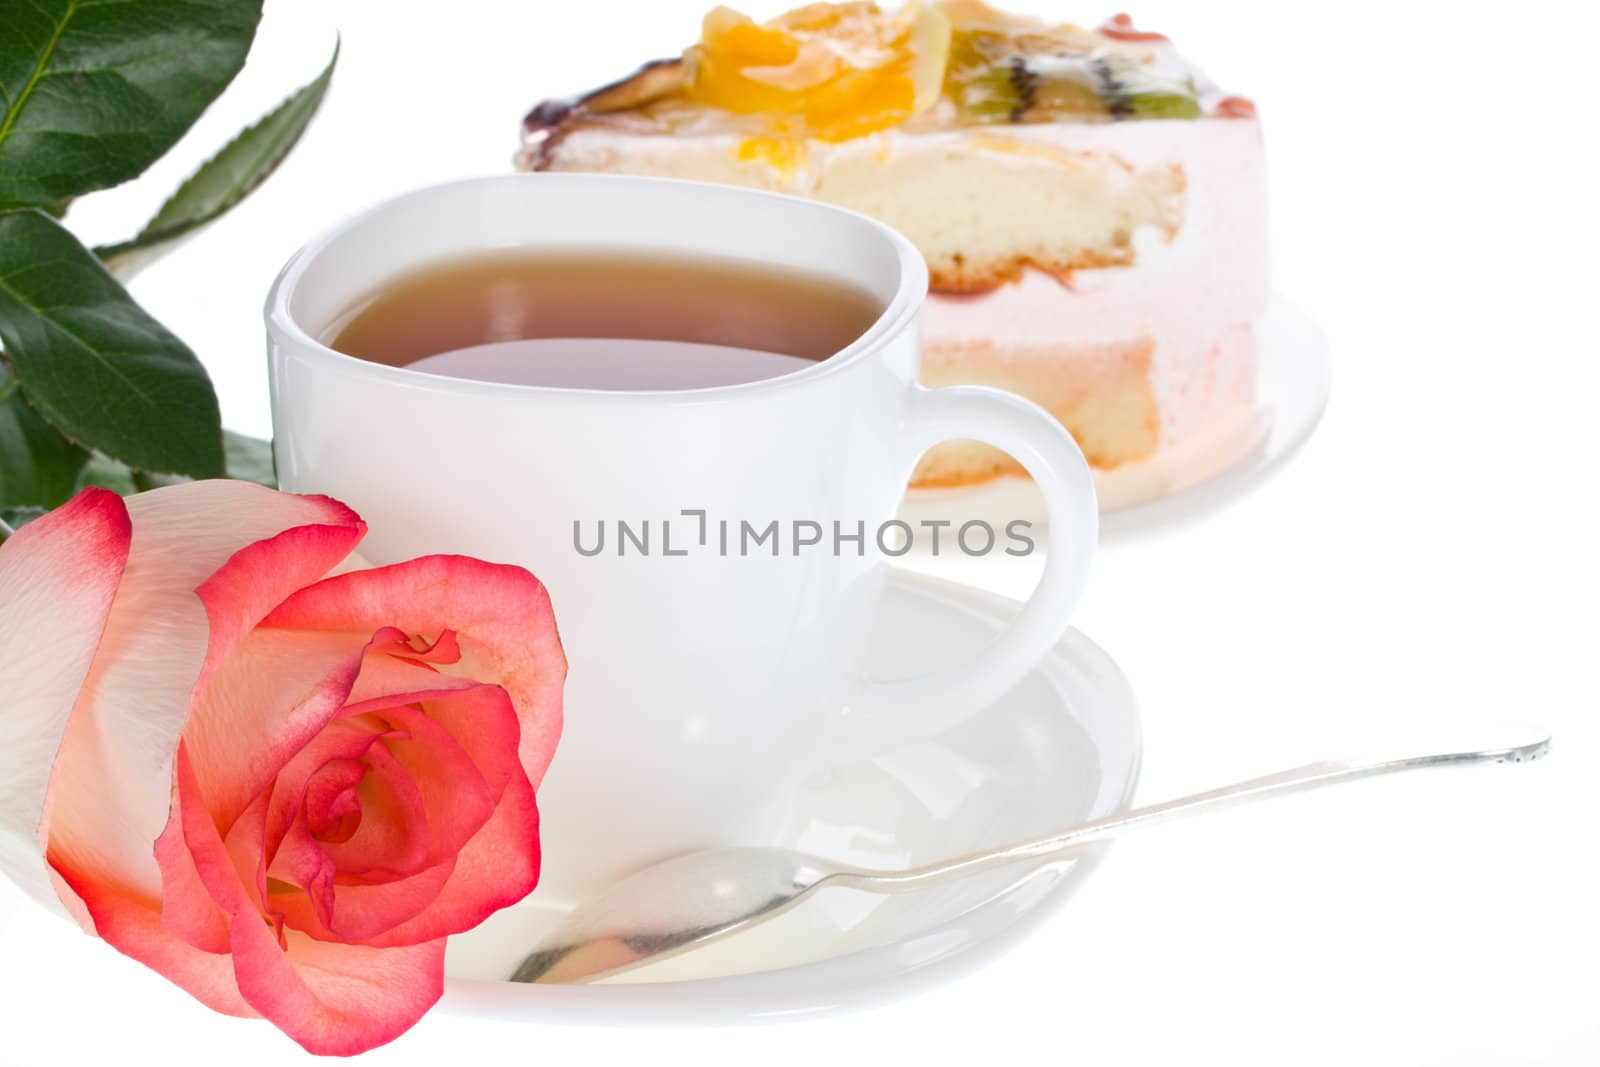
left=76, top=451, right=185, bottom=494
left=98, top=43, right=340, bottom=278
left=77, top=431, right=275, bottom=495
left=224, top=430, right=277, bottom=487
left=0, top=209, right=224, bottom=479
left=0, top=362, right=90, bottom=508
left=0, top=505, right=46, bottom=541
left=75, top=451, right=142, bottom=496
left=0, top=0, right=264, bottom=210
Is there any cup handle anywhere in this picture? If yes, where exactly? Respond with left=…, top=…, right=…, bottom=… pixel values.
left=837, top=383, right=1098, bottom=761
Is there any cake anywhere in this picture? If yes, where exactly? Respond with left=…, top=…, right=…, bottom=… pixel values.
left=519, top=1, right=1269, bottom=493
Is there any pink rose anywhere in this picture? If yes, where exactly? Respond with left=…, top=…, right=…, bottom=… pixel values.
left=0, top=482, right=565, bottom=1054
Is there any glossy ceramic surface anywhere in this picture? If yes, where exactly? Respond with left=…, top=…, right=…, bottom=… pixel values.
left=437, top=569, right=1141, bottom=1024
left=267, top=174, right=1101, bottom=897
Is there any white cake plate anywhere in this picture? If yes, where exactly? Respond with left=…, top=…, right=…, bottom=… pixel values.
left=437, top=569, right=1140, bottom=1025
left=900, top=295, right=1330, bottom=541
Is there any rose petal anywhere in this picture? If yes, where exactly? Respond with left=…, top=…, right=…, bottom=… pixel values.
left=153, top=807, right=233, bottom=955
left=45, top=483, right=364, bottom=915
left=268, top=811, right=338, bottom=933
left=258, top=713, right=396, bottom=870
left=234, top=927, right=446, bottom=1056
left=262, top=556, right=565, bottom=787
left=255, top=676, right=537, bottom=948
left=350, top=691, right=505, bottom=860
left=275, top=771, right=540, bottom=950
left=304, top=759, right=367, bottom=842
left=258, top=718, right=441, bottom=937
left=345, top=647, right=481, bottom=706
left=0, top=488, right=131, bottom=916
left=186, top=615, right=487, bottom=850
left=225, top=791, right=278, bottom=917
left=248, top=719, right=396, bottom=920
left=366, top=626, right=462, bottom=665
left=49, top=853, right=257, bottom=1019
left=350, top=657, right=526, bottom=806
left=319, top=741, right=433, bottom=879
left=184, top=628, right=371, bottom=834
left=358, top=772, right=541, bottom=949
left=173, top=744, right=443, bottom=1054
left=308, top=687, right=520, bottom=942
left=304, top=854, right=459, bottom=944
left=203, top=607, right=546, bottom=945
left=52, top=725, right=254, bottom=1015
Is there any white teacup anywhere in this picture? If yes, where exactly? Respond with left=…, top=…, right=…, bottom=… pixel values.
left=266, top=174, right=1097, bottom=900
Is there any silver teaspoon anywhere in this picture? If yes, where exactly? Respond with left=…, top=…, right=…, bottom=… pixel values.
left=510, top=725, right=1551, bottom=985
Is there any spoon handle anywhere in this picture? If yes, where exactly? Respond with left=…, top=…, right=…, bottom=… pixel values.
left=824, top=725, right=1551, bottom=893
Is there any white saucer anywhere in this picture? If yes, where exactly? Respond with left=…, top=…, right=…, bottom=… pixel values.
left=439, top=569, right=1140, bottom=1024
left=900, top=295, right=1331, bottom=540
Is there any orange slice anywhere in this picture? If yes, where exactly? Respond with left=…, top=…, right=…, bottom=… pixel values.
left=683, top=2, right=951, bottom=141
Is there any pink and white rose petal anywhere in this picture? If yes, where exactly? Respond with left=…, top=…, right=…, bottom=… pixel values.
left=0, top=481, right=566, bottom=1056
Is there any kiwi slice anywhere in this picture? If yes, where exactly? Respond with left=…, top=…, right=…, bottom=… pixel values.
left=945, top=29, right=1201, bottom=123
left=1024, top=54, right=1112, bottom=118
left=1094, top=53, right=1202, bottom=120
left=945, top=31, right=1031, bottom=122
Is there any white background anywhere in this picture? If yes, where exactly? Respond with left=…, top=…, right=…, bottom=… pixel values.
left=3, top=0, right=1597, bottom=1063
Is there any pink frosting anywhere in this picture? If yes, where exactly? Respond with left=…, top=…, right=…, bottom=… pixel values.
left=918, top=115, right=1270, bottom=450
